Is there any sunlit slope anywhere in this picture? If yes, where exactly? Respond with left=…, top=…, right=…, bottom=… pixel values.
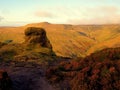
left=85, top=25, right=120, bottom=55
left=87, top=34, right=120, bottom=55
left=0, top=27, right=24, bottom=43
left=25, top=22, right=95, bottom=57
left=0, top=23, right=120, bottom=57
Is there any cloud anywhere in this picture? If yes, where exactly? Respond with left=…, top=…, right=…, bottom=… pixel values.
left=67, top=16, right=120, bottom=25
left=34, top=10, right=55, bottom=18
left=65, top=6, right=120, bottom=24
left=34, top=6, right=120, bottom=24
left=0, top=16, right=4, bottom=22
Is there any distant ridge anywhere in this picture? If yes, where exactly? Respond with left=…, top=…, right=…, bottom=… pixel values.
left=25, top=22, right=51, bottom=27
left=25, top=22, right=120, bottom=26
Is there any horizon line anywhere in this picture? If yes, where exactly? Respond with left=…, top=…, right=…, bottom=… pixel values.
left=1, top=21, right=120, bottom=27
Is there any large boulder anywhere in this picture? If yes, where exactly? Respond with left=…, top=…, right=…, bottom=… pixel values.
left=24, top=27, right=52, bottom=49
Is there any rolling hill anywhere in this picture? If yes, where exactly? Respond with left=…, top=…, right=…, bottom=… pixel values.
left=0, top=22, right=120, bottom=57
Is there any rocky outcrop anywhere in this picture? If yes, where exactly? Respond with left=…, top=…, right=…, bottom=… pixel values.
left=0, top=27, right=55, bottom=62
left=13, top=27, right=55, bottom=62
left=24, top=27, right=52, bottom=49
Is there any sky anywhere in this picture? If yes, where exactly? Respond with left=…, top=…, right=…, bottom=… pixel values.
left=0, top=0, right=120, bottom=26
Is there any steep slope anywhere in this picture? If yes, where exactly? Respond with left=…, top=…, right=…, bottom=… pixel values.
left=86, top=25, right=120, bottom=55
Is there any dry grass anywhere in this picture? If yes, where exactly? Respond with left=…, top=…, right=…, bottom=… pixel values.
left=0, top=23, right=120, bottom=57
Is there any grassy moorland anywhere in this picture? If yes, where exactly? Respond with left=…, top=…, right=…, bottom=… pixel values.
left=0, top=25, right=120, bottom=90
left=1, top=22, right=120, bottom=57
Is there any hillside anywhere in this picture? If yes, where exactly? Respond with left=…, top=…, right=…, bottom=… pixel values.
left=0, top=27, right=63, bottom=90
left=0, top=26, right=120, bottom=90
left=46, top=47, right=120, bottom=90
left=0, top=22, right=120, bottom=57
left=0, top=27, right=55, bottom=63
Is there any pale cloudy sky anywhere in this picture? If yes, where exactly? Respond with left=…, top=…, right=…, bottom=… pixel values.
left=0, top=0, right=120, bottom=26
